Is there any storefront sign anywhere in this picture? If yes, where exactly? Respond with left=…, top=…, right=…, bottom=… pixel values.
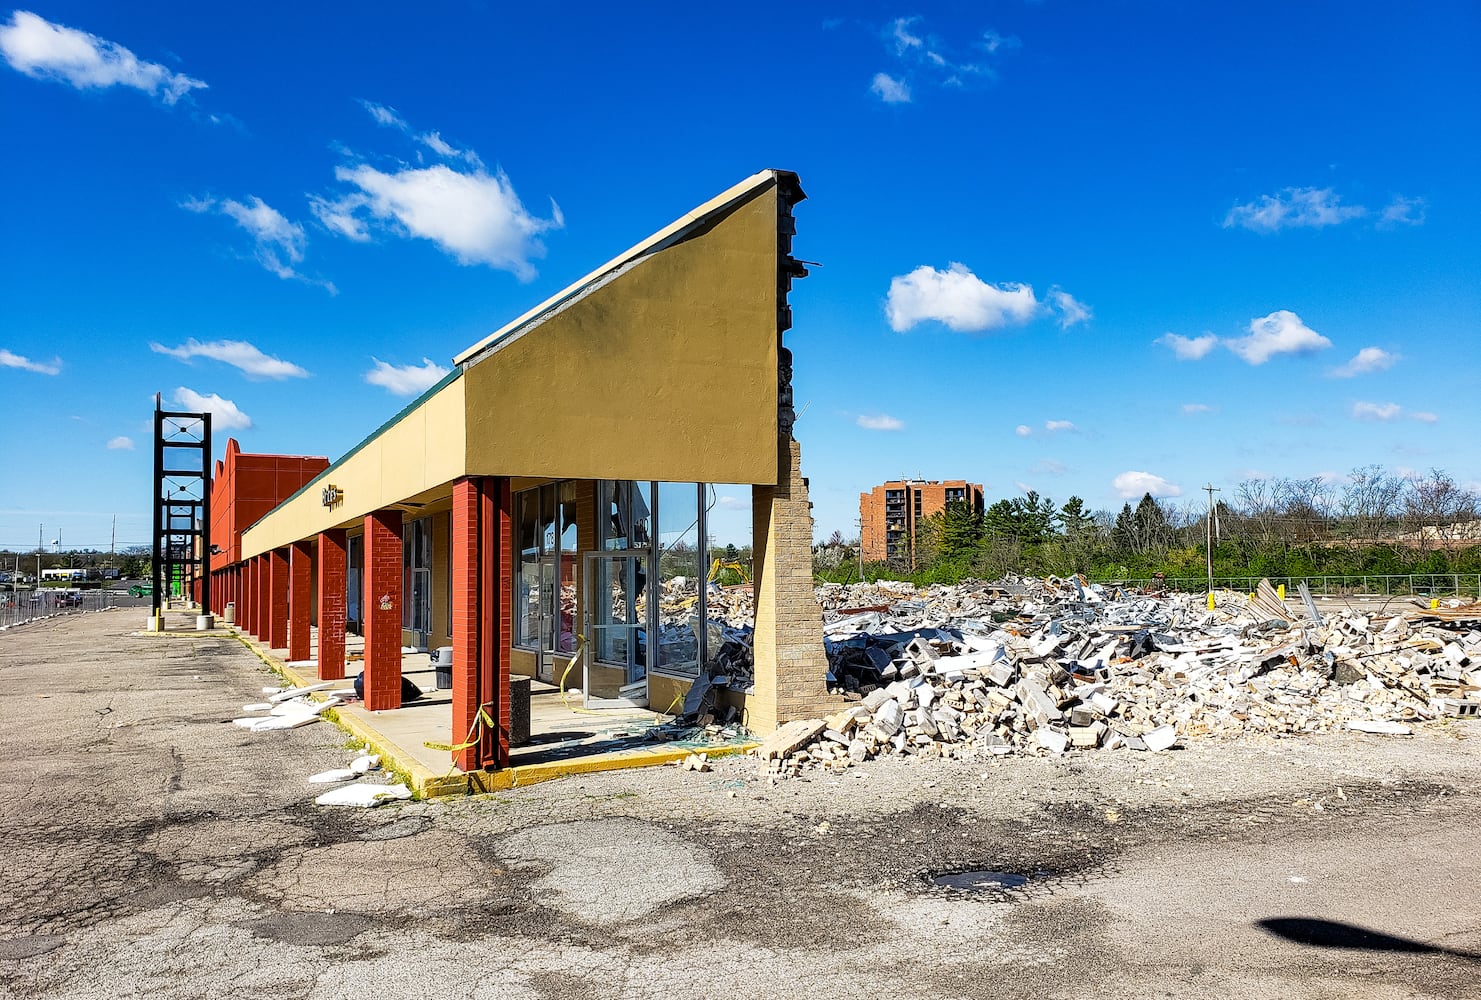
left=321, top=484, right=342, bottom=508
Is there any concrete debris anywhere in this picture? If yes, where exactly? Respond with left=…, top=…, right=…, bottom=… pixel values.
left=681, top=752, right=712, bottom=772
left=350, top=753, right=381, bottom=774
left=746, top=575, right=1481, bottom=777
left=314, top=782, right=412, bottom=808
left=308, top=768, right=358, bottom=783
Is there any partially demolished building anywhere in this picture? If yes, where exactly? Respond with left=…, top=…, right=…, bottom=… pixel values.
left=205, top=170, right=839, bottom=772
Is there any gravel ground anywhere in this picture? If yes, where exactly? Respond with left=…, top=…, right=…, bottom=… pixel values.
left=1, top=611, right=1478, bottom=999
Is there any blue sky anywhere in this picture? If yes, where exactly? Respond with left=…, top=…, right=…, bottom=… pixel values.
left=1, top=1, right=1477, bottom=550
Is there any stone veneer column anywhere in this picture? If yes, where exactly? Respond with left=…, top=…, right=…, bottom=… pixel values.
left=316, top=529, right=347, bottom=680
left=749, top=435, right=836, bottom=733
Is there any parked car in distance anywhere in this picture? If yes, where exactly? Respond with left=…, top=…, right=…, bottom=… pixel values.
left=128, top=582, right=153, bottom=598
left=54, top=590, right=84, bottom=608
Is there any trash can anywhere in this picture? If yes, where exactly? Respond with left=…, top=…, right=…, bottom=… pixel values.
left=431, top=645, right=454, bottom=691
left=224, top=602, right=235, bottom=625
left=510, top=675, right=531, bottom=746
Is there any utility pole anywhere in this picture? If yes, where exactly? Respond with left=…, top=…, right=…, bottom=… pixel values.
left=1204, top=483, right=1220, bottom=594
left=110, top=514, right=116, bottom=567
left=36, top=523, right=42, bottom=585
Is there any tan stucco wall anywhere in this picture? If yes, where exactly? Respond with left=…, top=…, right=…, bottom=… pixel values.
left=462, top=185, right=780, bottom=486
left=241, top=377, right=467, bottom=559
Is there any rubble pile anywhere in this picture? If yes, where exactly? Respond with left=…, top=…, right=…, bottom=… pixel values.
left=748, top=578, right=1481, bottom=776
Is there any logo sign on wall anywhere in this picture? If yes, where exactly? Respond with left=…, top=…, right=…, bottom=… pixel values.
left=321, top=484, right=343, bottom=509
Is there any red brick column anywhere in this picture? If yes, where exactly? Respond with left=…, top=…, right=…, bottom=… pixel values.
left=317, top=529, right=347, bottom=680
left=451, top=478, right=481, bottom=772
left=487, top=477, right=513, bottom=768
left=268, top=548, right=289, bottom=649
left=289, top=540, right=313, bottom=662
left=363, top=509, right=403, bottom=711
left=255, top=556, right=270, bottom=640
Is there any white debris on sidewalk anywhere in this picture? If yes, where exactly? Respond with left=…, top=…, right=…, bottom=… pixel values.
left=314, top=782, right=412, bottom=808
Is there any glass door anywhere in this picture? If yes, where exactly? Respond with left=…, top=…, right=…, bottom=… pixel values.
left=583, top=550, right=650, bottom=708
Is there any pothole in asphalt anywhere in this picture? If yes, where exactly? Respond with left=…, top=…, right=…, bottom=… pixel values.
left=0, top=935, right=66, bottom=960
left=928, top=868, right=1052, bottom=894
left=360, top=817, right=427, bottom=842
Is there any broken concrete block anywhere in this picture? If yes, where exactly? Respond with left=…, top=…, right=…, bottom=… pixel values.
left=1069, top=721, right=1106, bottom=748
left=757, top=718, right=828, bottom=760
left=1035, top=728, right=1070, bottom=754
left=1143, top=724, right=1177, bottom=752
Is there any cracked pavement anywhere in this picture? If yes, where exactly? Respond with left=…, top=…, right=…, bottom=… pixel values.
left=2, top=611, right=1480, bottom=998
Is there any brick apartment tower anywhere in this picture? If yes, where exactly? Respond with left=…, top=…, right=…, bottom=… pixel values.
left=859, top=480, right=985, bottom=567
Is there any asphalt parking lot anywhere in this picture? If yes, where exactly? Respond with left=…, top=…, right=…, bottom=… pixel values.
left=2, top=611, right=1478, bottom=999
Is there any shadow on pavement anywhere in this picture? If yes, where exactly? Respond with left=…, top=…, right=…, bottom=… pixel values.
left=1257, top=917, right=1481, bottom=963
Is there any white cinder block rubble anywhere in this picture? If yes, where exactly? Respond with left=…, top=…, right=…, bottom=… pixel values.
left=748, top=574, right=1481, bottom=778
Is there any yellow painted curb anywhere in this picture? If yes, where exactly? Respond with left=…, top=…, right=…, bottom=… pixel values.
left=229, top=631, right=757, bottom=799
left=466, top=741, right=760, bottom=793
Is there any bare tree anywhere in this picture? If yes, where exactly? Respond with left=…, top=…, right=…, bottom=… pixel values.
left=1277, top=476, right=1334, bottom=544
left=1235, top=477, right=1281, bottom=545
left=1403, top=469, right=1479, bottom=547
left=1340, top=465, right=1407, bottom=544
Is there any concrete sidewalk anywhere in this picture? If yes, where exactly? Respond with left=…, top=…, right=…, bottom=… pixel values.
left=217, top=617, right=756, bottom=797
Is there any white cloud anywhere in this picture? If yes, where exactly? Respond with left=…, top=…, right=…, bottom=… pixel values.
left=1112, top=471, right=1182, bottom=499
left=1182, top=403, right=1212, bottom=414
left=1328, top=346, right=1399, bottom=378
left=891, top=17, right=924, bottom=52
left=1034, top=458, right=1068, bottom=475
left=318, top=163, right=562, bottom=280
left=1351, top=401, right=1401, bottom=421
left=0, top=10, right=206, bottom=104
left=106, top=436, right=133, bottom=450
left=1158, top=332, right=1218, bottom=360
left=886, top=263, right=1038, bottom=333
left=715, top=495, right=748, bottom=510
left=173, top=387, right=252, bottom=430
left=1048, top=288, right=1091, bottom=328
left=1410, top=410, right=1438, bottom=424
left=1014, top=424, right=1032, bottom=437
left=876, top=15, right=1013, bottom=99
left=980, top=30, right=1020, bottom=54
left=183, top=195, right=332, bottom=291
left=361, top=99, right=408, bottom=130
left=417, top=129, right=483, bottom=166
left=856, top=413, right=904, bottom=431
left=359, top=100, right=484, bottom=165
left=0, top=348, right=61, bottom=374
left=1378, top=195, right=1426, bottom=228
left=364, top=357, right=450, bottom=396
left=1225, top=310, right=1331, bottom=365
left=870, top=71, right=911, bottom=103
left=1044, top=419, right=1076, bottom=433
left=1223, top=187, right=1366, bottom=233
left=150, top=338, right=309, bottom=379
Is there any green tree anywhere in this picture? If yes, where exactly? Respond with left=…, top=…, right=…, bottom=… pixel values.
left=918, top=500, right=986, bottom=565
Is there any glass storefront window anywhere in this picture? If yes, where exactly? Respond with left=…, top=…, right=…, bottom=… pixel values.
left=515, top=487, right=542, bottom=649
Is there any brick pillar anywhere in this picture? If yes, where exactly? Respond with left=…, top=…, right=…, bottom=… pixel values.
left=255, top=555, right=270, bottom=640
left=289, top=540, right=313, bottom=662
left=451, top=478, right=481, bottom=772
left=317, top=529, right=347, bottom=680
left=268, top=548, right=289, bottom=649
left=490, top=477, right=512, bottom=767
left=363, top=509, right=403, bottom=711
left=750, top=436, right=836, bottom=733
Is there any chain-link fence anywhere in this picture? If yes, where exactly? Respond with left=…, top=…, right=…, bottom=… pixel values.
left=0, top=588, right=127, bottom=630
left=1113, top=574, right=1481, bottom=599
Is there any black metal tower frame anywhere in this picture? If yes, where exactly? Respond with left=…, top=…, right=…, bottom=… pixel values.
left=151, top=395, right=212, bottom=622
